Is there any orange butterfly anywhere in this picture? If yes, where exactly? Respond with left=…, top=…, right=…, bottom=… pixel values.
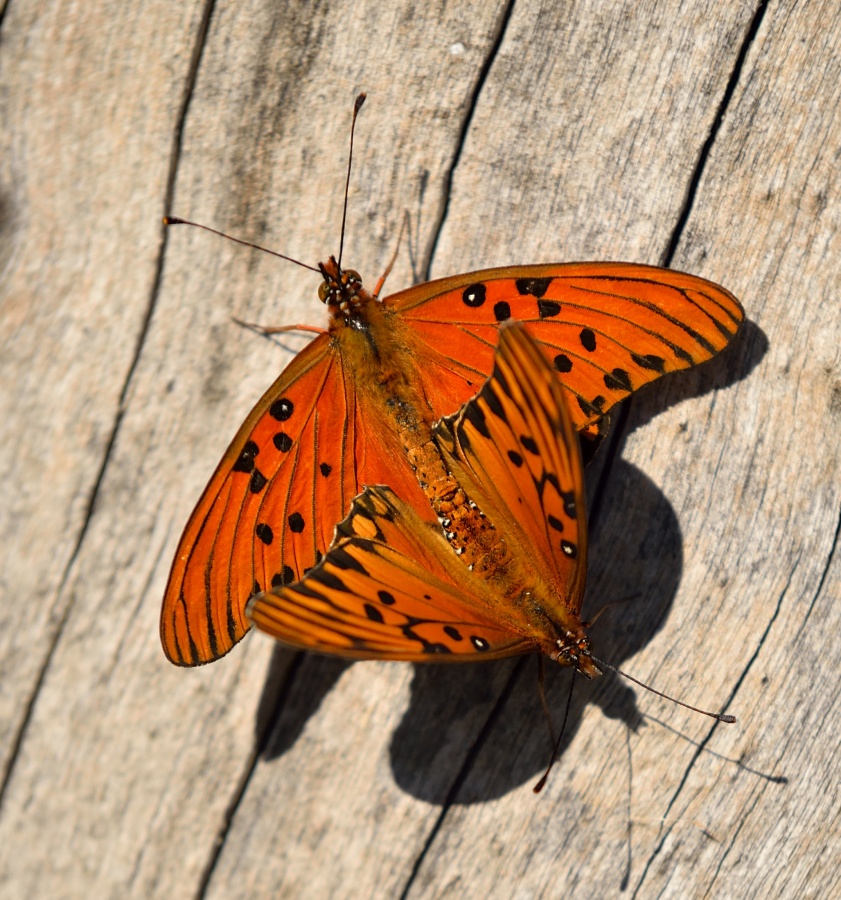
left=161, top=101, right=744, bottom=667
left=247, top=322, right=599, bottom=669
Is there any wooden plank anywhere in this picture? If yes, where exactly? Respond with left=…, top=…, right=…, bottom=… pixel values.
left=0, top=0, right=207, bottom=769
left=2, top=0, right=839, bottom=897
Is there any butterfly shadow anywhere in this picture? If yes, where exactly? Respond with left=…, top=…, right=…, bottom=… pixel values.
left=256, top=648, right=353, bottom=760
left=624, top=317, right=768, bottom=440
left=388, top=457, right=679, bottom=804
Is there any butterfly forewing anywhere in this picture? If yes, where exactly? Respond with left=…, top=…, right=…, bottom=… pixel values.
left=248, top=487, right=537, bottom=661
left=393, top=262, right=743, bottom=430
left=435, top=322, right=589, bottom=611
left=161, top=336, right=351, bottom=665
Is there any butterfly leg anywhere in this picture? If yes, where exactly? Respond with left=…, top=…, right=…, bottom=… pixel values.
left=231, top=317, right=327, bottom=337
left=536, top=654, right=556, bottom=753
left=372, top=211, right=410, bottom=298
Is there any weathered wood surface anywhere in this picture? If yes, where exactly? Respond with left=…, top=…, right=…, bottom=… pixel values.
left=0, top=0, right=838, bottom=896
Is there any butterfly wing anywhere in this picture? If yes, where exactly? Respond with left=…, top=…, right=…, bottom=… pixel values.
left=161, top=333, right=430, bottom=666
left=247, top=487, right=537, bottom=661
left=389, top=262, right=743, bottom=432
left=435, top=321, right=589, bottom=616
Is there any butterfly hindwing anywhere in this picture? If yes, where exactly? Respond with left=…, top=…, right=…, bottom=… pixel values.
left=247, top=487, right=537, bottom=661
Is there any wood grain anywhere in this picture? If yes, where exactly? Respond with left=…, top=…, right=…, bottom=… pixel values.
left=1, top=0, right=838, bottom=897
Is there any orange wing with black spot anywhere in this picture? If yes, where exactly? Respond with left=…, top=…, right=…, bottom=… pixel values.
left=161, top=332, right=430, bottom=665
left=435, top=321, right=589, bottom=617
left=391, top=262, right=742, bottom=431
left=247, top=486, right=537, bottom=661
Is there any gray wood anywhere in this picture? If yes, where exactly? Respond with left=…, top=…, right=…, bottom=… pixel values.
left=1, top=0, right=837, bottom=898
left=0, top=0, right=208, bottom=781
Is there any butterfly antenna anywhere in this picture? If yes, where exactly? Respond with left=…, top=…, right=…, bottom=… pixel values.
left=163, top=217, right=320, bottom=274
left=534, top=669, right=577, bottom=794
left=338, top=92, right=366, bottom=269
left=589, top=655, right=736, bottom=724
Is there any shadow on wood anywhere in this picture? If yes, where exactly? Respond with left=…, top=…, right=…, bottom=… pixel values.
left=625, top=318, right=768, bottom=439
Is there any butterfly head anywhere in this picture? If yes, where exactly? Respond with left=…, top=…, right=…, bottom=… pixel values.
left=318, top=257, right=369, bottom=314
left=554, top=631, right=602, bottom=679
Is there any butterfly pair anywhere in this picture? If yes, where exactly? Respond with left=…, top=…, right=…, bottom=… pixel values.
left=161, top=251, right=743, bottom=668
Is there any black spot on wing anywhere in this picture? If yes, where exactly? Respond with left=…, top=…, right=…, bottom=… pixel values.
left=494, top=301, right=512, bottom=321
left=471, top=636, right=491, bottom=652
left=444, top=625, right=463, bottom=641
left=271, top=566, right=296, bottom=588
left=249, top=469, right=268, bottom=493
left=481, top=383, right=507, bottom=423
left=493, top=365, right=514, bottom=401
left=273, top=432, right=293, bottom=452
left=576, top=396, right=599, bottom=418
left=319, top=462, right=332, bottom=477
left=537, top=299, right=562, bottom=319
left=233, top=440, right=258, bottom=473
left=462, top=283, right=486, bottom=307
left=521, top=435, right=539, bottom=455
left=507, top=450, right=524, bottom=467
left=516, top=277, right=553, bottom=298
left=364, top=604, right=384, bottom=623
left=631, top=352, right=666, bottom=373
left=270, top=398, right=294, bottom=421
left=561, top=540, right=577, bottom=559
left=561, top=491, right=576, bottom=518
left=288, top=512, right=305, bottom=533
left=580, top=328, right=597, bottom=352
left=553, top=354, right=573, bottom=373
left=255, top=523, right=273, bottom=545
left=548, top=514, right=564, bottom=532
left=332, top=546, right=370, bottom=575
left=317, top=570, right=350, bottom=593
left=378, top=590, right=396, bottom=605
left=603, top=367, right=633, bottom=392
